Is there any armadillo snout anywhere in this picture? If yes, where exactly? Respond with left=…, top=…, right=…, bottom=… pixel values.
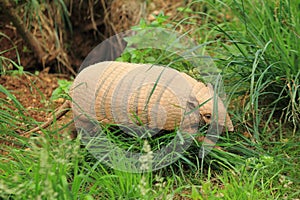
left=196, top=86, right=234, bottom=132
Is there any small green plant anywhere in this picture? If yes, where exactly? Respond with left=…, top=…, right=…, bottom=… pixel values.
left=50, top=79, right=72, bottom=100
left=116, top=13, right=191, bottom=71
left=116, top=12, right=215, bottom=82
left=135, top=12, right=172, bottom=29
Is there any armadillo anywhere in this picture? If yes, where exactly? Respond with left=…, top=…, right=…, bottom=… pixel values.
left=71, top=61, right=234, bottom=135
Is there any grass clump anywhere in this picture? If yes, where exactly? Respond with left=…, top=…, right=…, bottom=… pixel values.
left=214, top=0, right=299, bottom=131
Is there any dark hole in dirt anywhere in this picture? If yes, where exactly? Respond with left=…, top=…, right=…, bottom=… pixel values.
left=0, top=1, right=110, bottom=74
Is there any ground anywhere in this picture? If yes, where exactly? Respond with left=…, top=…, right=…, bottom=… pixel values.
left=0, top=70, right=76, bottom=156
left=0, top=69, right=70, bottom=123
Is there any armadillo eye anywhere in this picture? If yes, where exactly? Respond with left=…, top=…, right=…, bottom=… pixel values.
left=204, top=114, right=211, bottom=120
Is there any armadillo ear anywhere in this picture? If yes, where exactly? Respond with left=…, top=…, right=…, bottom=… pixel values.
left=207, top=83, right=214, bottom=90
left=187, top=95, right=199, bottom=110
left=206, top=83, right=215, bottom=97
left=225, top=113, right=234, bottom=132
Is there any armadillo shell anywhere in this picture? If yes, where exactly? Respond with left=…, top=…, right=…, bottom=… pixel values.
left=72, top=61, right=200, bottom=133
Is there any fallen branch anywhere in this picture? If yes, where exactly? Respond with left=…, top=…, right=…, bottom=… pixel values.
left=22, top=100, right=71, bottom=137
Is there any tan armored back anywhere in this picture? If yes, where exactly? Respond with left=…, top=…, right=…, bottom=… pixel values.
left=71, top=61, right=233, bottom=133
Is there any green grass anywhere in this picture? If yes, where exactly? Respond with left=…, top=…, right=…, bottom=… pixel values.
left=1, top=0, right=299, bottom=199
left=221, top=0, right=299, bottom=132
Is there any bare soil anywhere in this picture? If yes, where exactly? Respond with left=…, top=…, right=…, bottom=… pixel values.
left=0, top=69, right=72, bottom=131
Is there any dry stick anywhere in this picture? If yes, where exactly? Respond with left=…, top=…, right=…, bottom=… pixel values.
left=22, top=100, right=71, bottom=137
left=1, top=0, right=47, bottom=64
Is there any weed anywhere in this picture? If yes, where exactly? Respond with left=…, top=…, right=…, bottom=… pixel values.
left=50, top=79, right=73, bottom=100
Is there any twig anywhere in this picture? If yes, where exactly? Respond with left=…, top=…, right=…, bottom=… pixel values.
left=22, top=100, right=71, bottom=137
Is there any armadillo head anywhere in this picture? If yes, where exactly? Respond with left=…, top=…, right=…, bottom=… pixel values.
left=192, top=83, right=234, bottom=132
